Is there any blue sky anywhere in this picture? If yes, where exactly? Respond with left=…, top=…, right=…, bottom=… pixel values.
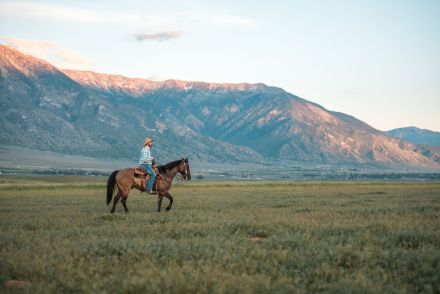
left=1, top=0, right=439, bottom=131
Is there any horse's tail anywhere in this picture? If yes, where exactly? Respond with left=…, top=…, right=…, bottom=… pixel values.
left=106, top=170, right=119, bottom=205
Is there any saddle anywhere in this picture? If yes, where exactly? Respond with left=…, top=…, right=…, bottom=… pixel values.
left=134, top=166, right=161, bottom=192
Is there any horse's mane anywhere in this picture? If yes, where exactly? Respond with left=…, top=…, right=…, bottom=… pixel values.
left=157, top=159, right=184, bottom=174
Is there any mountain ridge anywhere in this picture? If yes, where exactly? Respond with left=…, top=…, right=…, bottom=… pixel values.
left=387, top=127, right=440, bottom=147
left=62, top=69, right=268, bottom=94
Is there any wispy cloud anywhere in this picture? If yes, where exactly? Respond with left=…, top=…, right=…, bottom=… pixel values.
left=0, top=2, right=254, bottom=46
left=0, top=1, right=255, bottom=28
left=1, top=36, right=93, bottom=70
left=131, top=31, right=182, bottom=42
left=0, top=1, right=141, bottom=24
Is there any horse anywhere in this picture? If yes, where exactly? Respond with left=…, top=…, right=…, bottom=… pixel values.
left=106, top=158, right=191, bottom=213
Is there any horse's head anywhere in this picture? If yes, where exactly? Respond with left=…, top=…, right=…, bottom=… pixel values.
left=178, top=158, right=191, bottom=181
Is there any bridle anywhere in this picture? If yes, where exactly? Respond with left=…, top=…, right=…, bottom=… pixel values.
left=180, top=160, right=190, bottom=180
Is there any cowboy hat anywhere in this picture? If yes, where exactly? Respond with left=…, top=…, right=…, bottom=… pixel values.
left=144, top=137, right=154, bottom=145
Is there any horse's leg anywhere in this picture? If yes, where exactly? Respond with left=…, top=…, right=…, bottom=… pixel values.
left=157, top=194, right=163, bottom=212
left=111, top=189, right=122, bottom=213
left=121, top=196, right=129, bottom=213
left=120, top=183, right=131, bottom=213
left=164, top=192, right=173, bottom=211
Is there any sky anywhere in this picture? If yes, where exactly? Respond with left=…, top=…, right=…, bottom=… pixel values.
left=1, top=0, right=439, bottom=131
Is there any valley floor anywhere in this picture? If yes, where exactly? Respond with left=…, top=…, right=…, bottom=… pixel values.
left=0, top=177, right=439, bottom=292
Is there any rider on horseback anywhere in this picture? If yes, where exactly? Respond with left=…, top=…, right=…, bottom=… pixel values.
left=139, top=137, right=157, bottom=194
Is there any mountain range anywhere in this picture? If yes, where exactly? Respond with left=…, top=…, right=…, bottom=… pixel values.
left=0, top=44, right=439, bottom=169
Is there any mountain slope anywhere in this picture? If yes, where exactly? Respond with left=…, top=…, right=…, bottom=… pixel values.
left=387, top=127, right=440, bottom=147
left=62, top=69, right=438, bottom=166
left=0, top=45, right=259, bottom=162
left=1, top=44, right=439, bottom=167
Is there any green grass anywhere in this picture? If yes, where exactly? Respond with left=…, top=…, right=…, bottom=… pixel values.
left=1, top=177, right=439, bottom=293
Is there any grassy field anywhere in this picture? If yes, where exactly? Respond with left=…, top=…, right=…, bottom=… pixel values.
left=0, top=176, right=439, bottom=293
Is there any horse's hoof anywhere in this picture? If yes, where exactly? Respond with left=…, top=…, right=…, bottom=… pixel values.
left=166, top=207, right=171, bottom=211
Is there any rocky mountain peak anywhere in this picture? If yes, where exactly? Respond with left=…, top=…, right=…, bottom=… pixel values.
left=62, top=69, right=267, bottom=96
left=0, top=44, right=60, bottom=77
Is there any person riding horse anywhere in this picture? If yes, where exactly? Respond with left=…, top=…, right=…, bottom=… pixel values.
left=139, top=137, right=157, bottom=194
left=107, top=157, right=191, bottom=213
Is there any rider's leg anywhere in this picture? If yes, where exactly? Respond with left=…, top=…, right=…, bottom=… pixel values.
left=140, top=164, right=150, bottom=191
left=145, top=164, right=156, bottom=192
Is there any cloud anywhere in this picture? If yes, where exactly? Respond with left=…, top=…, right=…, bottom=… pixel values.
left=0, top=1, right=255, bottom=28
left=0, top=2, right=254, bottom=46
left=0, top=1, right=140, bottom=24
left=1, top=36, right=93, bottom=70
left=132, top=31, right=182, bottom=42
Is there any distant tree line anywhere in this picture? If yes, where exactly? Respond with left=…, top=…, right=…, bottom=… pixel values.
left=31, top=169, right=110, bottom=176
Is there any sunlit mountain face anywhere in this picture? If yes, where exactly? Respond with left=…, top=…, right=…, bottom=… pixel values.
left=387, top=127, right=440, bottom=147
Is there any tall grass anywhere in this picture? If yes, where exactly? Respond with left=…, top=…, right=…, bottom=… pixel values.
left=0, top=177, right=439, bottom=293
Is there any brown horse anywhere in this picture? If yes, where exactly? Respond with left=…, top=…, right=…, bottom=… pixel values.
left=106, top=158, right=191, bottom=213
